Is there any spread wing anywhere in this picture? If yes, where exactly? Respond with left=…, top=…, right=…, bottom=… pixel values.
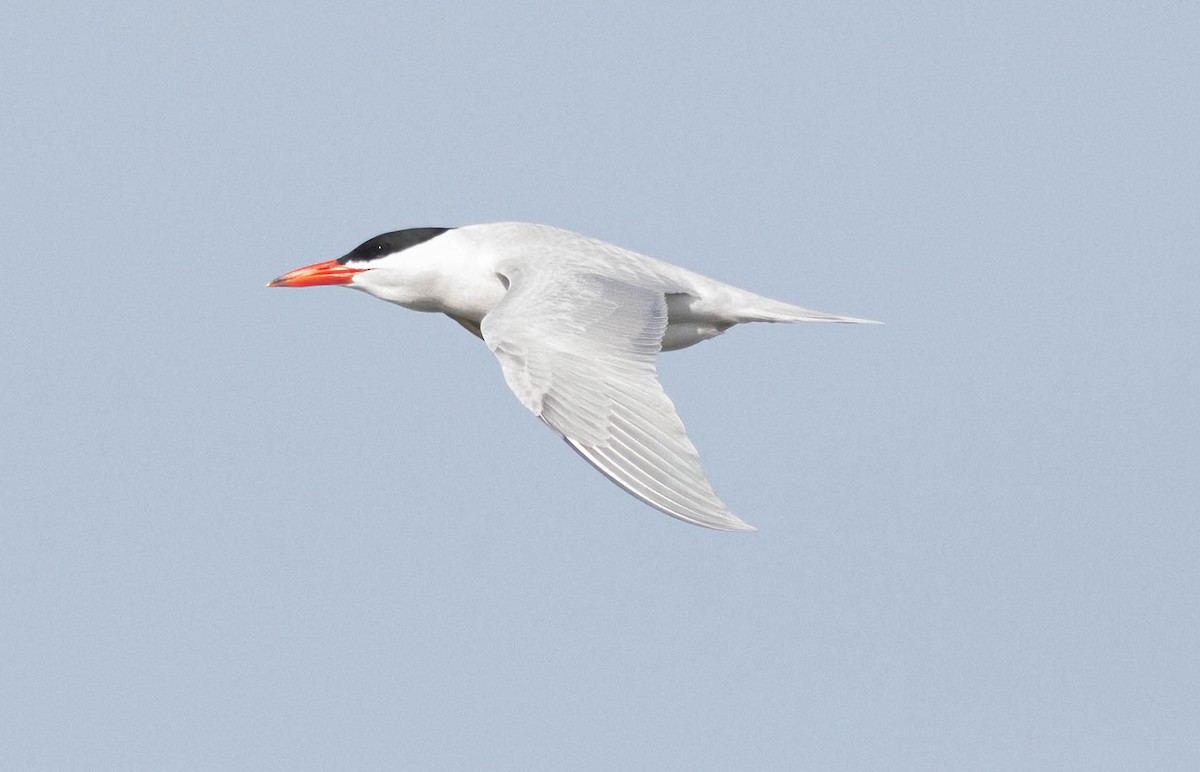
left=480, top=268, right=754, bottom=531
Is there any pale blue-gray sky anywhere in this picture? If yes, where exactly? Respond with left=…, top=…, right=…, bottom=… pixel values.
left=2, top=2, right=1197, bottom=769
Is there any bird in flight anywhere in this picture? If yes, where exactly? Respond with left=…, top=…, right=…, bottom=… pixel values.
left=269, top=222, right=876, bottom=531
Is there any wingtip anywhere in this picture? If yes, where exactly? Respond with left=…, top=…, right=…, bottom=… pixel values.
left=697, top=513, right=758, bottom=532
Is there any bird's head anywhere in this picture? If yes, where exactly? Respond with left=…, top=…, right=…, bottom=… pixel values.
left=268, top=227, right=453, bottom=308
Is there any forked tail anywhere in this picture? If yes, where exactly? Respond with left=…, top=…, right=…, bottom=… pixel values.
left=742, top=297, right=881, bottom=325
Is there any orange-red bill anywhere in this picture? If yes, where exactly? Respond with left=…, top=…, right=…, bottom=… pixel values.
left=267, top=259, right=366, bottom=288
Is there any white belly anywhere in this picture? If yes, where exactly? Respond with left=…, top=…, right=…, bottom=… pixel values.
left=661, top=293, right=735, bottom=351
left=661, top=321, right=730, bottom=351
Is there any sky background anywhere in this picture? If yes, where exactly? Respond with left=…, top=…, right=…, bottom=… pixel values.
left=2, top=1, right=1197, bottom=769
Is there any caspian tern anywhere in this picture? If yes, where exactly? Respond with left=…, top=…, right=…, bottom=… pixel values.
left=269, top=222, right=877, bottom=531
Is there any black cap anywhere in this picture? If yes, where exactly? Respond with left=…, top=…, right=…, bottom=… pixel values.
left=337, top=227, right=453, bottom=265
